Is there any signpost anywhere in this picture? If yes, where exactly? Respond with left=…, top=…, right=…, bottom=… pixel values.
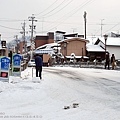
left=12, top=54, right=21, bottom=76
left=0, top=56, right=10, bottom=81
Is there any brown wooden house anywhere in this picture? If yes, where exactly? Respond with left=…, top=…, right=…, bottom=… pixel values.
left=58, top=37, right=89, bottom=62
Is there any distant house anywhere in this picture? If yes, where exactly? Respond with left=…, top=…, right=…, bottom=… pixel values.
left=58, top=37, right=89, bottom=62
left=35, top=32, right=54, bottom=49
left=94, top=37, right=120, bottom=60
left=55, top=31, right=84, bottom=42
left=86, top=44, right=105, bottom=62
left=34, top=43, right=59, bottom=66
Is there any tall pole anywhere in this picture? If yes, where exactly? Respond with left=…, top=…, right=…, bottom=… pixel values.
left=21, top=20, right=26, bottom=53
left=101, top=19, right=104, bottom=37
left=14, top=35, right=18, bottom=53
left=83, top=11, right=87, bottom=39
left=28, top=14, right=37, bottom=59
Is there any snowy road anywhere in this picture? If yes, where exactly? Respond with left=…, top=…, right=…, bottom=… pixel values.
left=43, top=67, right=120, bottom=120
left=0, top=67, right=120, bottom=120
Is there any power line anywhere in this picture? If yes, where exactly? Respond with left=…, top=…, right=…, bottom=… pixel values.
left=104, top=22, right=120, bottom=33
left=0, top=18, right=28, bottom=22
left=45, top=0, right=95, bottom=31
left=37, top=0, right=74, bottom=18
left=35, top=0, right=59, bottom=16
left=0, top=24, right=22, bottom=30
left=37, top=0, right=67, bottom=17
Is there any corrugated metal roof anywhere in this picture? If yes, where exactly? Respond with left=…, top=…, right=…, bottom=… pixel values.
left=86, top=45, right=105, bottom=52
left=34, top=49, right=54, bottom=54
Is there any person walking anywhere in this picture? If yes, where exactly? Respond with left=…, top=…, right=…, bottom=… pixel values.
left=105, top=53, right=110, bottom=69
left=35, top=54, right=43, bottom=79
left=111, top=54, right=116, bottom=70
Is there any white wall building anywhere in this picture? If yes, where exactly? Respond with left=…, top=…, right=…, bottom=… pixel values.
left=97, top=37, right=120, bottom=60
left=87, top=36, right=120, bottom=60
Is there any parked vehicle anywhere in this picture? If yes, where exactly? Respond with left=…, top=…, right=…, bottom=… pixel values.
left=28, top=59, right=35, bottom=67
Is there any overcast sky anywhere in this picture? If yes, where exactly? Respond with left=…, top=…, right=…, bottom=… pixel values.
left=0, top=0, right=120, bottom=42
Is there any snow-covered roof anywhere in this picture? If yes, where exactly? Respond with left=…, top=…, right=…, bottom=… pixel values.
left=98, top=37, right=120, bottom=46
left=86, top=36, right=99, bottom=45
left=36, top=43, right=60, bottom=50
left=58, top=37, right=89, bottom=43
left=86, top=45, right=105, bottom=52
left=66, top=56, right=89, bottom=59
left=34, top=49, right=54, bottom=54
left=87, top=36, right=120, bottom=46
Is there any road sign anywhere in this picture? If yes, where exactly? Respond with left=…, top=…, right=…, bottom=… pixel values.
left=12, top=54, right=21, bottom=76
left=1, top=57, right=10, bottom=70
left=0, top=56, right=10, bottom=81
left=13, top=54, right=21, bottom=66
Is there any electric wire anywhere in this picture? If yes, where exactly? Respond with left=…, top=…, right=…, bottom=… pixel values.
left=0, top=18, right=28, bottom=22
left=36, top=0, right=67, bottom=17
left=37, top=0, right=74, bottom=18
left=104, top=22, right=120, bottom=33
left=35, top=0, right=59, bottom=16
left=45, top=0, right=96, bottom=32
left=1, top=0, right=120, bottom=38
left=0, top=24, right=22, bottom=30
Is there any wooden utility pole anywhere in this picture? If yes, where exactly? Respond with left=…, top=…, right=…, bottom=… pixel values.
left=14, top=35, right=19, bottom=53
left=21, top=20, right=26, bottom=53
left=28, top=14, right=37, bottom=59
left=101, top=19, right=104, bottom=37
left=83, top=11, right=87, bottom=39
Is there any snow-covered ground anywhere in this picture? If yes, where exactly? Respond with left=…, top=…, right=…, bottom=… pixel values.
left=0, top=67, right=120, bottom=120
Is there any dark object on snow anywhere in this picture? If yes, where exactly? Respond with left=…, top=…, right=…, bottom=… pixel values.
left=73, top=103, right=79, bottom=108
left=64, top=106, right=70, bottom=110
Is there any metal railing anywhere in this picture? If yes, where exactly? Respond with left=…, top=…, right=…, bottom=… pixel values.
left=52, top=61, right=120, bottom=69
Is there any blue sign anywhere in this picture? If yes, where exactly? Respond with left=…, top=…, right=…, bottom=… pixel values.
left=1, top=57, right=10, bottom=70
left=13, top=54, right=21, bottom=66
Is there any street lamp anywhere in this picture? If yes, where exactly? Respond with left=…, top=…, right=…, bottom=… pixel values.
left=103, top=34, right=108, bottom=60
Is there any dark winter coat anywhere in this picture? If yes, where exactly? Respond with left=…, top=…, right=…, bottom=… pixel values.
left=111, top=54, right=115, bottom=63
left=106, top=54, right=110, bottom=62
left=35, top=56, right=43, bottom=67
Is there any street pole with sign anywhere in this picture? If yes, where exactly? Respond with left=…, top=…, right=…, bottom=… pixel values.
left=12, top=54, right=21, bottom=76
left=0, top=56, right=10, bottom=82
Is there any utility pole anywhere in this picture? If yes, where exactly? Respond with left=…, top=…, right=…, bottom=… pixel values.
left=21, top=20, right=26, bottom=53
left=28, top=14, right=37, bottom=59
left=83, top=11, right=87, bottom=39
left=101, top=19, right=104, bottom=37
left=14, top=35, right=19, bottom=53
